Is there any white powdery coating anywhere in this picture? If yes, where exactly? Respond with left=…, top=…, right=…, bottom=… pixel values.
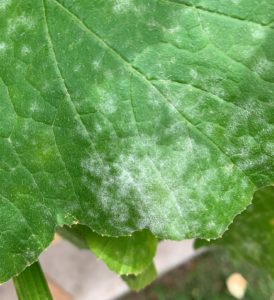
left=113, top=0, right=135, bottom=14
left=190, top=69, right=198, bottom=79
left=80, top=150, right=153, bottom=228
left=96, top=87, right=118, bottom=114
left=79, top=118, right=251, bottom=237
left=252, top=58, right=272, bottom=76
left=230, top=0, right=241, bottom=4
left=7, top=13, right=35, bottom=34
left=0, top=0, right=11, bottom=10
left=167, top=26, right=181, bottom=34
left=0, top=42, right=7, bottom=52
left=251, top=27, right=266, bottom=40
left=20, top=45, right=31, bottom=56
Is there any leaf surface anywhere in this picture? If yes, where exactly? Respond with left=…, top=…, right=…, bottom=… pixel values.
left=122, top=263, right=157, bottom=291
left=83, top=228, right=157, bottom=275
left=0, top=0, right=274, bottom=281
left=195, top=186, right=274, bottom=277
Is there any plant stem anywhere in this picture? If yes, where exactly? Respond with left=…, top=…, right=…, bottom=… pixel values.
left=13, top=261, right=53, bottom=300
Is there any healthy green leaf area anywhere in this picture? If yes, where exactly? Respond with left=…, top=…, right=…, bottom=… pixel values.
left=0, top=0, right=273, bottom=282
left=196, top=186, right=274, bottom=277
left=122, top=263, right=157, bottom=292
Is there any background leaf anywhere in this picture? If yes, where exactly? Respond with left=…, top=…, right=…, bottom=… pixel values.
left=59, top=225, right=157, bottom=276
left=122, top=264, right=157, bottom=292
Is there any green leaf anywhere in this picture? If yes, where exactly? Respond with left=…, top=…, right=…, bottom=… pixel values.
left=57, top=225, right=89, bottom=249
left=122, top=263, right=157, bottom=292
left=82, top=228, right=157, bottom=275
left=58, top=225, right=157, bottom=276
left=195, top=186, right=274, bottom=276
left=13, top=261, right=53, bottom=300
left=0, top=0, right=273, bottom=282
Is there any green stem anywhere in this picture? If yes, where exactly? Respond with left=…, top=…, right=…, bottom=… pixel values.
left=13, top=261, right=53, bottom=300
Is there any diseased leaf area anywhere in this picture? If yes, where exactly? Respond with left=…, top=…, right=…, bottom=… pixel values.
left=196, top=186, right=274, bottom=277
left=0, top=0, right=273, bottom=282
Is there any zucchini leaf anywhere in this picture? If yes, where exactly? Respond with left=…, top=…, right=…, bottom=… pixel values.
left=0, top=0, right=273, bottom=281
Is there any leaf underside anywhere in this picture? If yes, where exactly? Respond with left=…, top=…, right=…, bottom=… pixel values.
left=122, top=263, right=157, bottom=291
left=0, top=0, right=273, bottom=282
left=58, top=225, right=157, bottom=276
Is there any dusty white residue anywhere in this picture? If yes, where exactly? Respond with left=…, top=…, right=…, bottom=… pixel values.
left=75, top=123, right=90, bottom=140
left=146, top=86, right=162, bottom=107
left=92, top=59, right=101, bottom=70
left=224, top=164, right=234, bottom=175
left=230, top=0, right=240, bottom=4
left=29, top=102, right=38, bottom=113
left=94, top=123, right=103, bottom=133
left=0, top=42, right=7, bottom=52
left=252, top=58, right=272, bottom=76
left=190, top=69, right=198, bottom=80
left=0, top=0, right=11, bottom=10
left=21, top=45, right=31, bottom=56
left=7, top=13, right=35, bottom=34
left=167, top=26, right=180, bottom=34
left=78, top=106, right=253, bottom=235
left=95, top=87, right=118, bottom=114
left=113, top=0, right=135, bottom=14
left=251, top=28, right=266, bottom=40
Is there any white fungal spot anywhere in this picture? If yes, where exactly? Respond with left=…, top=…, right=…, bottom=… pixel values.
left=230, top=0, right=240, bottom=4
left=96, top=87, right=117, bottom=114
left=252, top=58, right=272, bottom=76
left=0, top=0, right=11, bottom=10
left=0, top=42, right=7, bottom=53
left=251, top=28, right=266, bottom=40
left=113, top=0, right=134, bottom=14
left=92, top=59, right=100, bottom=70
left=7, top=13, right=35, bottom=34
left=224, top=164, right=234, bottom=174
left=190, top=69, right=198, bottom=79
left=21, top=45, right=31, bottom=56
left=29, top=102, right=38, bottom=113
left=167, top=26, right=180, bottom=34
